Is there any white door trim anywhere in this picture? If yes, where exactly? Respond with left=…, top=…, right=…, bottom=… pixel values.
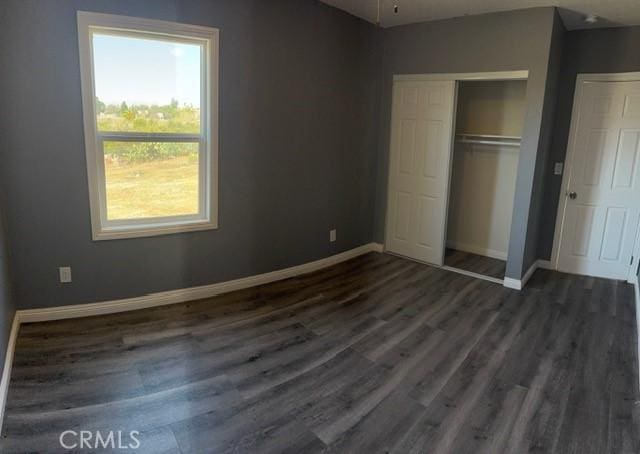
left=630, top=218, right=640, bottom=282
left=549, top=72, right=640, bottom=282
left=385, top=71, right=529, bottom=285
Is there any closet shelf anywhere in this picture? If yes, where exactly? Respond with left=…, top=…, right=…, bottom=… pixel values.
left=455, top=133, right=521, bottom=148
left=457, top=133, right=522, bottom=140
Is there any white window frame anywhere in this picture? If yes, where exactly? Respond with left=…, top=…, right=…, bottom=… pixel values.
left=77, top=11, right=219, bottom=240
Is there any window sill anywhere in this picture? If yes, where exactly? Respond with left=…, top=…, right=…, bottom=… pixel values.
left=92, top=219, right=218, bottom=241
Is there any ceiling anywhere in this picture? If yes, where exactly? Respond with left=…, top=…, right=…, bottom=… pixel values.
left=319, top=0, right=640, bottom=30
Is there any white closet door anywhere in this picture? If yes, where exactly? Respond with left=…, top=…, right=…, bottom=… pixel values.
left=385, top=80, right=456, bottom=265
left=558, top=80, right=640, bottom=280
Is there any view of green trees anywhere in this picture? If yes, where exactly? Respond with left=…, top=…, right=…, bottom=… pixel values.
left=97, top=98, right=200, bottom=163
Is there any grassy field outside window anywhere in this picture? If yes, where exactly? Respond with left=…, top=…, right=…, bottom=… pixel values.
left=104, top=141, right=199, bottom=220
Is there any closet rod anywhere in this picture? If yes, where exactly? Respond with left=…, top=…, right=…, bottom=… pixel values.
left=456, top=138, right=521, bottom=147
left=456, top=133, right=522, bottom=140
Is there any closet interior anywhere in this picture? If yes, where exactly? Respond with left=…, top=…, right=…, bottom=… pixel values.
left=444, top=79, right=527, bottom=280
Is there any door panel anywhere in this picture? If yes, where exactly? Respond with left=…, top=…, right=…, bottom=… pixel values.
left=570, top=204, right=596, bottom=257
left=386, top=80, right=455, bottom=265
left=423, top=121, right=442, bottom=178
left=399, top=120, right=416, bottom=174
left=558, top=80, right=640, bottom=279
left=612, top=129, right=640, bottom=188
left=394, top=192, right=412, bottom=241
left=601, top=207, right=627, bottom=261
left=583, top=129, right=606, bottom=186
left=417, top=196, right=437, bottom=247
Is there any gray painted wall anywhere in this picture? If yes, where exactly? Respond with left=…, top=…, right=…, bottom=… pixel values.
left=539, top=25, right=640, bottom=260
left=521, top=9, right=565, bottom=273
left=372, top=7, right=558, bottom=279
left=0, top=0, right=381, bottom=309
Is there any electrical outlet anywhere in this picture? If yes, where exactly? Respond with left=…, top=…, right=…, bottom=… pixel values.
left=59, top=266, right=72, bottom=284
left=330, top=229, right=337, bottom=243
left=554, top=162, right=564, bottom=175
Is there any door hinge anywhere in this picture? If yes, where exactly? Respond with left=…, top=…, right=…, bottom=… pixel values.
left=631, top=256, right=635, bottom=266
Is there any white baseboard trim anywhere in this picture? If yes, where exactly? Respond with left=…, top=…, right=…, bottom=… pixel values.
left=503, top=277, right=522, bottom=290
left=0, top=243, right=384, bottom=432
left=18, top=243, right=383, bottom=324
left=445, top=241, right=507, bottom=261
left=536, top=259, right=554, bottom=270
left=0, top=313, right=20, bottom=431
left=370, top=243, right=384, bottom=253
left=633, top=275, right=640, bottom=393
left=503, top=260, right=540, bottom=291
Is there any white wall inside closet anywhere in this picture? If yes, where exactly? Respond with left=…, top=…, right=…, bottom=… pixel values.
left=446, top=80, right=526, bottom=260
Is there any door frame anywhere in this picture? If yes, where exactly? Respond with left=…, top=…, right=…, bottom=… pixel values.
left=549, top=72, right=640, bottom=283
left=384, top=70, right=529, bottom=270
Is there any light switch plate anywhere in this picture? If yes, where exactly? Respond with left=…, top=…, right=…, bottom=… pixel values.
left=330, top=229, right=337, bottom=243
left=554, top=162, right=564, bottom=175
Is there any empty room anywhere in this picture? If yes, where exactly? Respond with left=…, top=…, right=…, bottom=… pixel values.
left=1, top=0, right=640, bottom=452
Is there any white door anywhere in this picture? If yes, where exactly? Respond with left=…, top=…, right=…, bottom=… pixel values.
left=557, top=79, right=640, bottom=280
left=385, top=80, right=456, bottom=265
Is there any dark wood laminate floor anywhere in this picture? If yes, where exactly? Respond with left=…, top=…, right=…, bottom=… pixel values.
left=2, top=252, right=639, bottom=453
left=445, top=248, right=507, bottom=279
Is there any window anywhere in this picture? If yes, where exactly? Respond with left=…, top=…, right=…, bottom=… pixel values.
left=77, top=12, right=219, bottom=240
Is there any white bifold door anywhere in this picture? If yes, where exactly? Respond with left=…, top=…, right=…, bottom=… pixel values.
left=385, top=80, right=456, bottom=265
left=557, top=79, right=640, bottom=280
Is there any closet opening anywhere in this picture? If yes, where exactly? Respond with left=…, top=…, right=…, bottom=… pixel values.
left=444, top=79, right=527, bottom=281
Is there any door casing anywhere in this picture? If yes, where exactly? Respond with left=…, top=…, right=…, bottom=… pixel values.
left=383, top=71, right=529, bottom=273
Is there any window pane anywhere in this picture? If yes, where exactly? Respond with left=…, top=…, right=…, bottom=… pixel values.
left=93, top=33, right=201, bottom=134
left=104, top=142, right=200, bottom=220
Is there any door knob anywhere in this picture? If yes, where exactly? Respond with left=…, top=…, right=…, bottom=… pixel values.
left=568, top=191, right=577, bottom=200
